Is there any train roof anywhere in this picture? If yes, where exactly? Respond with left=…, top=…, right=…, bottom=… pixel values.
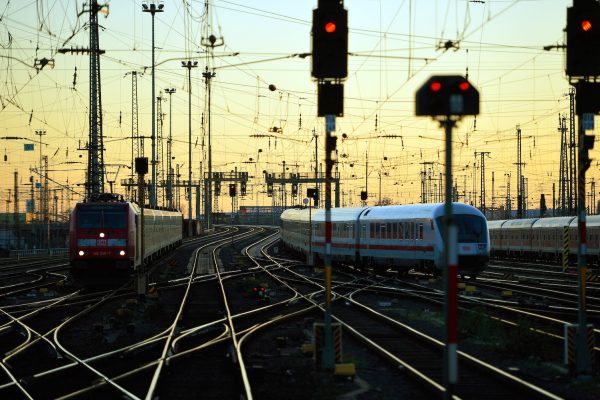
left=570, top=214, right=600, bottom=228
left=73, top=201, right=182, bottom=218
left=532, top=216, right=576, bottom=228
left=281, top=207, right=368, bottom=223
left=501, top=218, right=539, bottom=229
left=486, top=220, right=507, bottom=230
left=359, top=203, right=484, bottom=221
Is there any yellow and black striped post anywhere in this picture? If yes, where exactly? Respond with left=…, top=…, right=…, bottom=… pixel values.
left=563, top=226, right=570, bottom=271
left=565, top=323, right=596, bottom=372
left=313, top=322, right=342, bottom=365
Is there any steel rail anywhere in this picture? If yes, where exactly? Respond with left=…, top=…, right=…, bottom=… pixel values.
left=144, top=226, right=262, bottom=400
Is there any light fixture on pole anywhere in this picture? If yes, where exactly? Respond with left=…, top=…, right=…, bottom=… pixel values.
left=142, top=1, right=164, bottom=208
left=182, top=60, right=197, bottom=236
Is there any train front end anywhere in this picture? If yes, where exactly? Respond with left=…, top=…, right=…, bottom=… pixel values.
left=69, top=202, right=134, bottom=275
left=433, top=204, right=489, bottom=276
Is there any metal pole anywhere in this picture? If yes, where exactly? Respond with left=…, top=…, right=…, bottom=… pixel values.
left=322, top=115, right=336, bottom=370
left=142, top=2, right=163, bottom=208
left=182, top=61, right=197, bottom=236
left=203, top=67, right=216, bottom=230
left=442, top=119, right=458, bottom=399
left=137, top=172, right=146, bottom=297
left=576, top=110, right=592, bottom=378
left=308, top=199, right=313, bottom=266
left=165, top=88, right=175, bottom=209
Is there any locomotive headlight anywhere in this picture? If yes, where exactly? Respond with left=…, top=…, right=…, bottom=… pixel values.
left=119, top=250, right=126, bottom=256
left=99, top=232, right=105, bottom=238
left=78, top=250, right=85, bottom=256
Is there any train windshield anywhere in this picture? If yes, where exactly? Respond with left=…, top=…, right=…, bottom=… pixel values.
left=77, top=209, right=127, bottom=229
left=435, top=214, right=487, bottom=243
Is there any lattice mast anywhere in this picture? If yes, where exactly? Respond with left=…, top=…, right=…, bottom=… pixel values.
left=87, top=1, right=105, bottom=200
left=559, top=114, right=569, bottom=215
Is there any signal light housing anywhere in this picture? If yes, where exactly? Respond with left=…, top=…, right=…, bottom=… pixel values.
left=566, top=2, right=600, bottom=77
left=311, top=2, right=348, bottom=79
left=415, top=75, right=479, bottom=117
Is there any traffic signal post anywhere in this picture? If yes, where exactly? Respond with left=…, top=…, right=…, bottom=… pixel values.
left=311, top=0, right=348, bottom=372
left=566, top=0, right=600, bottom=379
left=135, top=157, right=149, bottom=298
left=415, top=75, right=479, bottom=398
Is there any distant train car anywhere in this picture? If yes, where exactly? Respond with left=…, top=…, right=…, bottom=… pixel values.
left=69, top=200, right=182, bottom=276
left=280, top=203, right=489, bottom=276
left=488, top=215, right=600, bottom=266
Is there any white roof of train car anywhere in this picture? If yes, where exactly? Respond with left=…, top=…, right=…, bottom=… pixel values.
left=281, top=207, right=368, bottom=223
left=569, top=214, right=600, bottom=228
left=360, top=203, right=483, bottom=221
left=487, top=220, right=507, bottom=229
left=531, top=216, right=576, bottom=228
left=501, top=218, right=539, bottom=229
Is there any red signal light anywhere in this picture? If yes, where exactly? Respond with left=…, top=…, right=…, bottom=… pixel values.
left=253, top=287, right=257, bottom=292
left=582, top=20, right=593, bottom=31
left=459, top=81, right=470, bottom=91
left=325, top=21, right=337, bottom=33
left=430, top=82, right=442, bottom=92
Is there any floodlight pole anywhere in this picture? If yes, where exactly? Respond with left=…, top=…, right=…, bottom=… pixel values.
left=182, top=61, right=197, bottom=237
left=142, top=1, right=164, bottom=208
left=441, top=117, right=458, bottom=399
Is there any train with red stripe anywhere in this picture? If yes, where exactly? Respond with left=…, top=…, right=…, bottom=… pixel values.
left=69, top=197, right=183, bottom=276
left=280, top=203, right=489, bottom=276
left=488, top=215, right=600, bottom=265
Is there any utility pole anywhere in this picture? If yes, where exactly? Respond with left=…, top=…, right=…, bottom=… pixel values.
left=165, top=88, right=176, bottom=209
left=474, top=151, right=490, bottom=215
left=201, top=30, right=223, bottom=230
left=515, top=125, right=525, bottom=219
left=34, top=130, right=46, bottom=224
left=126, top=70, right=142, bottom=201
left=13, top=171, right=19, bottom=250
left=491, top=171, right=495, bottom=219
left=505, top=172, right=511, bottom=219
left=569, top=87, right=576, bottom=215
left=58, top=2, right=107, bottom=201
left=142, top=1, right=163, bottom=208
left=559, top=113, right=569, bottom=216
left=156, top=92, right=165, bottom=206
left=182, top=60, right=197, bottom=235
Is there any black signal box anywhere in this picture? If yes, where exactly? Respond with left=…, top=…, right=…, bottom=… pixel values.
left=135, top=157, right=148, bottom=175
left=229, top=183, right=236, bottom=197
left=576, top=81, right=600, bottom=114
left=318, top=82, right=343, bottom=117
left=415, top=75, right=479, bottom=117
left=567, top=1, right=600, bottom=77
left=312, top=2, right=348, bottom=79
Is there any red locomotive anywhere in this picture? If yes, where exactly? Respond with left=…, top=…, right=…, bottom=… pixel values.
left=69, top=199, right=183, bottom=276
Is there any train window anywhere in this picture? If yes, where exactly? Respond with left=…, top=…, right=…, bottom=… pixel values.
left=78, top=212, right=102, bottom=228
left=419, top=223, right=423, bottom=239
left=380, top=223, right=386, bottom=239
left=398, top=223, right=403, bottom=239
left=361, top=224, right=366, bottom=239
left=436, top=214, right=486, bottom=243
left=387, top=223, right=392, bottom=239
left=370, top=223, right=375, bottom=239
left=105, top=212, right=127, bottom=228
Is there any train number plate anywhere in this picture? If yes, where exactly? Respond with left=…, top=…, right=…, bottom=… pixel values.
left=97, top=239, right=107, bottom=247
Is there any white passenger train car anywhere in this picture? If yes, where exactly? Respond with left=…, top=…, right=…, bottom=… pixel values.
left=280, top=203, right=489, bottom=275
left=488, top=215, right=600, bottom=265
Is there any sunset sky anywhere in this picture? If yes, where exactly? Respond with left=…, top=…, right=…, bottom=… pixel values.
left=0, top=0, right=588, bottom=218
